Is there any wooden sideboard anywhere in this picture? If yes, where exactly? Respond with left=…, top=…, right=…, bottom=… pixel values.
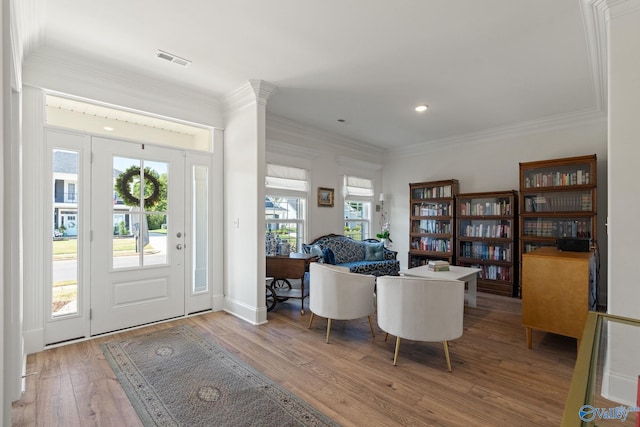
left=266, top=253, right=317, bottom=314
left=522, top=247, right=596, bottom=349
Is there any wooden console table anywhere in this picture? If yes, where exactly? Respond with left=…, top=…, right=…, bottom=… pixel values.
left=266, top=253, right=317, bottom=314
left=522, top=247, right=596, bottom=349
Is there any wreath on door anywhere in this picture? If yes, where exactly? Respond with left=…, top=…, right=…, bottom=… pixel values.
left=115, top=165, right=162, bottom=208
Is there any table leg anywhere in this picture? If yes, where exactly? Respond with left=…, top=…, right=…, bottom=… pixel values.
left=300, top=275, right=305, bottom=315
left=466, top=276, right=477, bottom=308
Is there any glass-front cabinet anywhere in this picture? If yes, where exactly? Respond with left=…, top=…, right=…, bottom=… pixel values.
left=409, top=179, right=459, bottom=267
left=456, top=191, right=518, bottom=297
left=562, top=312, right=640, bottom=426
left=519, top=155, right=597, bottom=292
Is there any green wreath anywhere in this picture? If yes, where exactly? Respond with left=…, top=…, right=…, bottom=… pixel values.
left=115, top=165, right=162, bottom=208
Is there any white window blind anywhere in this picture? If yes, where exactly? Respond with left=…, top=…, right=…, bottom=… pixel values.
left=266, top=164, right=308, bottom=192
left=344, top=175, right=374, bottom=197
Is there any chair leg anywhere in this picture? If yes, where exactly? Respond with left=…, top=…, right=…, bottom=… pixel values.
left=443, top=341, right=452, bottom=372
left=393, top=336, right=401, bottom=366
left=308, top=313, right=315, bottom=329
left=385, top=332, right=389, bottom=342
left=325, top=318, right=332, bottom=343
left=367, top=316, right=375, bottom=338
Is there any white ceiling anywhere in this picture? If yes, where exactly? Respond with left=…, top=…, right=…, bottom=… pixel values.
left=36, top=0, right=605, bottom=150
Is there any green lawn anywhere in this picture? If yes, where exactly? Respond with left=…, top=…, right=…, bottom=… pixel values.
left=53, top=234, right=162, bottom=258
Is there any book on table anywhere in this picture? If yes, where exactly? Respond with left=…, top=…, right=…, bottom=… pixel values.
left=427, top=260, right=450, bottom=271
left=427, top=265, right=450, bottom=272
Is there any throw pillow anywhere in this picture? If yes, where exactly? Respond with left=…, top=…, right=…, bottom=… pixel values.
left=309, top=244, right=324, bottom=259
left=364, top=241, right=384, bottom=261
left=323, top=248, right=336, bottom=265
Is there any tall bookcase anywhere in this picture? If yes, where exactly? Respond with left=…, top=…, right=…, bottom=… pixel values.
left=518, top=154, right=597, bottom=294
left=456, top=190, right=518, bottom=297
left=409, top=179, right=459, bottom=267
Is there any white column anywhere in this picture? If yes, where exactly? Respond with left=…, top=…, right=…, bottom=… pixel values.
left=223, top=80, right=276, bottom=324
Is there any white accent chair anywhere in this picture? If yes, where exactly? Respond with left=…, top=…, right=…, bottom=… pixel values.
left=308, top=263, right=376, bottom=343
left=376, top=275, right=465, bottom=371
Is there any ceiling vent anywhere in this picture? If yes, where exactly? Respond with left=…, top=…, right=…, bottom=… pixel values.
left=156, top=50, right=191, bottom=67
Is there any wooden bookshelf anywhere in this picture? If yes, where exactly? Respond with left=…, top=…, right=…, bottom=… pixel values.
left=518, top=154, right=597, bottom=296
left=456, top=190, right=518, bottom=297
left=409, top=179, right=459, bottom=267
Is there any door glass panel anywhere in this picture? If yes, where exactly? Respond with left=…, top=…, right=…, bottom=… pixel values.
left=113, top=212, right=140, bottom=268
left=146, top=213, right=167, bottom=266
left=113, top=157, right=169, bottom=268
left=192, top=165, right=208, bottom=293
left=52, top=149, right=79, bottom=317
left=143, top=161, right=168, bottom=266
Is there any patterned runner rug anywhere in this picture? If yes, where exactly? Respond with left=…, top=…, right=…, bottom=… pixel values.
left=102, top=326, right=338, bottom=426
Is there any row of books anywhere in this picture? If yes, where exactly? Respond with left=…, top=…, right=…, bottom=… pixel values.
left=459, top=200, right=511, bottom=216
left=522, top=219, right=591, bottom=238
left=410, top=237, right=451, bottom=252
left=523, top=243, right=554, bottom=253
left=413, top=220, right=451, bottom=234
left=459, top=242, right=511, bottom=261
left=523, top=194, right=592, bottom=212
left=412, top=185, right=453, bottom=199
left=461, top=264, right=511, bottom=281
left=460, top=223, right=511, bottom=238
left=524, top=170, right=591, bottom=189
left=413, top=203, right=451, bottom=216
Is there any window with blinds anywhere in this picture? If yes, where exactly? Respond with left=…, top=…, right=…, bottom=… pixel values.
left=343, top=175, right=373, bottom=240
left=265, top=164, right=309, bottom=252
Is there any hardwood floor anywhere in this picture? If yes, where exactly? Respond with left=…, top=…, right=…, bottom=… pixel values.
left=11, top=293, right=578, bottom=426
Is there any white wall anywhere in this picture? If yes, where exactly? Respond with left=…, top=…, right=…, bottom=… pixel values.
left=1, top=0, right=7, bottom=421
left=602, top=1, right=640, bottom=406
left=266, top=115, right=386, bottom=241
left=386, top=120, right=608, bottom=299
left=608, top=0, right=640, bottom=319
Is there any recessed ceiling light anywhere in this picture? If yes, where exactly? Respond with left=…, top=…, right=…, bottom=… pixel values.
left=104, top=126, right=114, bottom=131
left=415, top=105, right=429, bottom=112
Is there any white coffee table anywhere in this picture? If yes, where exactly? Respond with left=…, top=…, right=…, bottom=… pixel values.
left=399, top=265, right=482, bottom=307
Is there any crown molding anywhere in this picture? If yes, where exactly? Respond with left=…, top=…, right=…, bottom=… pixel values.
left=266, top=139, right=322, bottom=162
left=266, top=113, right=386, bottom=157
left=393, top=108, right=606, bottom=158
left=23, top=46, right=223, bottom=128
left=10, top=0, right=47, bottom=89
left=223, top=80, right=277, bottom=115
left=581, top=0, right=609, bottom=114
left=606, top=0, right=640, bottom=17
left=336, top=155, right=383, bottom=172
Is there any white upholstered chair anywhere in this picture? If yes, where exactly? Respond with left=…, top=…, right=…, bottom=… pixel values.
left=308, top=263, right=376, bottom=343
left=376, top=275, right=465, bottom=371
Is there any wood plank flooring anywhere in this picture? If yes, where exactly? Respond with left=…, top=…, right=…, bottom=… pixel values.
left=11, top=293, right=578, bottom=426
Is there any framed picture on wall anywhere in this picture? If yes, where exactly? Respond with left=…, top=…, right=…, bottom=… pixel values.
left=317, top=187, right=334, bottom=207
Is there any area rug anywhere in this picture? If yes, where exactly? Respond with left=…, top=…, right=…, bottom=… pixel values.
left=102, top=326, right=338, bottom=426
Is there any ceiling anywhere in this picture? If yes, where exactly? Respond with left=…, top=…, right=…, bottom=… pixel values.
left=35, top=0, right=605, bottom=150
